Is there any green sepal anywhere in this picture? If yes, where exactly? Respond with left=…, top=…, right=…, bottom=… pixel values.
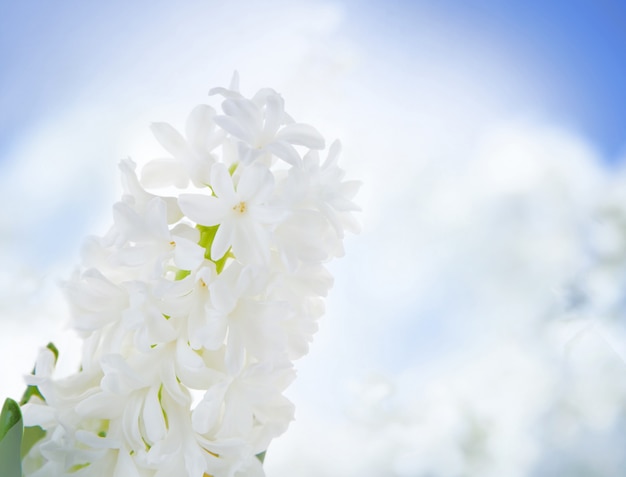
left=175, top=269, right=191, bottom=281
left=256, top=450, right=266, bottom=464
left=19, top=385, right=44, bottom=406
left=21, top=425, right=46, bottom=458
left=0, top=398, right=23, bottom=477
left=214, top=251, right=232, bottom=274
left=197, top=224, right=233, bottom=273
left=45, top=343, right=59, bottom=363
left=198, top=224, right=220, bottom=260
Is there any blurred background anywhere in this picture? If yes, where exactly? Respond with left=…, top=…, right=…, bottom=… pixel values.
left=2, top=0, right=626, bottom=475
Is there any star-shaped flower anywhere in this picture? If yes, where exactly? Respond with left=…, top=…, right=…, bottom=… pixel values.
left=179, top=162, right=283, bottom=265
left=212, top=90, right=325, bottom=166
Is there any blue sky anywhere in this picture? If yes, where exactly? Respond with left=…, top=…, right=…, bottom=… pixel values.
left=2, top=0, right=626, bottom=164
left=348, top=0, right=626, bottom=160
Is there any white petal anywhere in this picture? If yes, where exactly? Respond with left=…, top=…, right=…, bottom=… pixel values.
left=214, top=115, right=255, bottom=144
left=144, top=197, right=171, bottom=239
left=173, top=236, right=205, bottom=271
left=222, top=98, right=261, bottom=138
left=302, top=149, right=321, bottom=171
left=331, top=198, right=361, bottom=213
left=232, top=222, right=269, bottom=265
left=141, top=159, right=189, bottom=189
left=265, top=141, right=302, bottom=166
left=275, top=123, right=325, bottom=149
left=189, top=299, right=226, bottom=350
left=185, top=104, right=216, bottom=151
left=208, top=88, right=241, bottom=99
left=238, top=455, right=266, bottom=477
left=162, top=196, right=184, bottom=223
left=186, top=154, right=215, bottom=189
left=210, top=163, right=237, bottom=203
left=75, top=392, right=122, bottom=419
left=100, top=354, right=148, bottom=393
left=237, top=163, right=274, bottom=203
left=208, top=272, right=238, bottom=313
left=250, top=204, right=286, bottom=225
left=229, top=70, right=240, bottom=91
left=171, top=223, right=200, bottom=242
left=260, top=93, right=284, bottom=142
left=75, top=430, right=120, bottom=449
left=179, top=194, right=226, bottom=226
left=150, top=122, right=191, bottom=158
left=196, top=263, right=216, bottom=284
left=185, top=447, right=209, bottom=477
left=176, top=339, right=204, bottom=369
left=113, top=450, right=142, bottom=477
left=251, top=87, right=279, bottom=105
left=237, top=142, right=257, bottom=165
left=146, top=307, right=177, bottom=343
left=342, top=211, right=362, bottom=235
left=160, top=362, right=189, bottom=405
left=22, top=403, right=56, bottom=428
left=208, top=72, right=241, bottom=98
left=324, top=139, right=342, bottom=167
left=340, top=180, right=362, bottom=200
left=112, top=245, right=152, bottom=268
left=188, top=306, right=209, bottom=351
left=225, top=328, right=245, bottom=375
left=112, top=202, right=143, bottom=240
left=122, top=394, right=144, bottom=449
left=119, top=158, right=148, bottom=200
left=143, top=386, right=166, bottom=443
left=34, top=346, right=56, bottom=378
left=192, top=381, right=229, bottom=434
left=211, top=220, right=234, bottom=261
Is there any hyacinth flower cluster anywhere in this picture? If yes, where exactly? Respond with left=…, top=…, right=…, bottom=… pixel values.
left=20, top=77, right=360, bottom=477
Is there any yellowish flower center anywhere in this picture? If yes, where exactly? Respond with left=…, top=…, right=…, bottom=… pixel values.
left=233, top=201, right=247, bottom=214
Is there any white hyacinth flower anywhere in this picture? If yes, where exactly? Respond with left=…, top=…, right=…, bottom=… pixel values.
left=211, top=85, right=325, bottom=167
left=143, top=105, right=224, bottom=189
left=179, top=162, right=282, bottom=265
left=21, top=77, right=360, bottom=477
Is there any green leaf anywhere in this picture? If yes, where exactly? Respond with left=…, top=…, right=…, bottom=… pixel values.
left=0, top=398, right=23, bottom=477
left=0, top=399, right=21, bottom=442
left=256, top=450, right=266, bottom=464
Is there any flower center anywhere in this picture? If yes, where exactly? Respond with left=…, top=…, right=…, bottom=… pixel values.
left=233, top=201, right=247, bottom=214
